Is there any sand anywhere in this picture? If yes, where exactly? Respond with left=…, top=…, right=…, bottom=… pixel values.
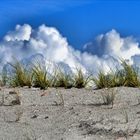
left=0, top=87, right=140, bottom=140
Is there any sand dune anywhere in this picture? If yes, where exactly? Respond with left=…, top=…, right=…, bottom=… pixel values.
left=0, top=87, right=140, bottom=140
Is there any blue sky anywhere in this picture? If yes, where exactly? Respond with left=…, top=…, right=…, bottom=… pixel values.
left=1, top=0, right=140, bottom=49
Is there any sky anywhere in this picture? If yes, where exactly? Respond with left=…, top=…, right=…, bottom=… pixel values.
left=0, top=0, right=140, bottom=49
left=1, top=0, right=140, bottom=74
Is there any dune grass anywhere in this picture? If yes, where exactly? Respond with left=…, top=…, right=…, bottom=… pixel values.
left=32, top=64, right=50, bottom=89
left=121, top=61, right=140, bottom=87
left=93, top=61, right=140, bottom=89
left=1, top=70, right=7, bottom=86
left=101, top=88, right=116, bottom=108
left=93, top=70, right=120, bottom=89
left=2, top=58, right=140, bottom=89
left=73, top=69, right=91, bottom=88
left=8, top=61, right=32, bottom=88
left=53, top=68, right=73, bottom=89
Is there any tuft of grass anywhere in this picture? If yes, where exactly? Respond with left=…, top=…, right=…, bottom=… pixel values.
left=73, top=68, right=90, bottom=88
left=113, top=69, right=125, bottom=87
left=93, top=71, right=108, bottom=89
left=54, top=68, right=73, bottom=89
left=93, top=60, right=140, bottom=89
left=32, top=64, right=50, bottom=89
left=1, top=70, right=7, bottom=86
left=93, top=71, right=117, bottom=89
left=8, top=61, right=32, bottom=88
left=2, top=58, right=140, bottom=89
left=101, top=88, right=116, bottom=108
left=54, top=90, right=64, bottom=106
left=121, top=61, right=140, bottom=87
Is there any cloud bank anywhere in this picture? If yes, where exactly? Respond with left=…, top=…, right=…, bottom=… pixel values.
left=1, top=24, right=140, bottom=75
left=83, top=30, right=140, bottom=74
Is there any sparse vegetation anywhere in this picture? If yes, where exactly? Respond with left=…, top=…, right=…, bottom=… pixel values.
left=93, top=71, right=116, bottom=89
left=53, top=68, right=73, bottom=88
left=1, top=58, right=140, bottom=90
left=101, top=88, right=116, bottom=108
left=94, top=61, right=140, bottom=89
left=1, top=70, right=7, bottom=86
left=8, top=60, right=32, bottom=88
left=32, top=64, right=50, bottom=89
left=73, top=68, right=91, bottom=88
left=121, top=61, right=140, bottom=87
left=54, top=90, right=64, bottom=106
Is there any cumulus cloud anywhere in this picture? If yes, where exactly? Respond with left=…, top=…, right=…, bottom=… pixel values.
left=4, top=24, right=32, bottom=41
left=83, top=29, right=140, bottom=74
left=0, top=24, right=85, bottom=73
left=0, top=24, right=140, bottom=75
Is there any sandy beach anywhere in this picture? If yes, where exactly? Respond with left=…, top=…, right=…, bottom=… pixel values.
left=0, top=87, right=139, bottom=140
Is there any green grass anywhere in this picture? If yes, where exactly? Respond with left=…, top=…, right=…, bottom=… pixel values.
left=8, top=61, right=32, bottom=88
left=1, top=70, right=7, bottom=86
left=93, top=71, right=117, bottom=89
left=2, top=58, right=140, bottom=89
left=93, top=61, right=140, bottom=89
left=32, top=64, right=50, bottom=89
left=121, top=61, right=140, bottom=87
left=53, top=68, right=73, bottom=88
left=73, top=68, right=91, bottom=88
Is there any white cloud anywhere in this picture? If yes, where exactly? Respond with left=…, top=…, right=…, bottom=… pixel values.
left=0, top=24, right=86, bottom=73
left=83, top=29, right=140, bottom=74
left=4, top=24, right=32, bottom=41
left=0, top=25, right=140, bottom=75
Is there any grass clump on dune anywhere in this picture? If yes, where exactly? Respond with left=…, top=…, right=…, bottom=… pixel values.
left=32, top=64, right=50, bottom=89
left=1, top=70, right=8, bottom=86
left=121, top=61, right=140, bottom=87
left=101, top=88, right=116, bottom=108
left=93, top=71, right=117, bottom=89
left=54, top=68, right=73, bottom=89
left=112, top=61, right=140, bottom=87
left=93, top=60, right=140, bottom=89
left=73, top=68, right=91, bottom=88
left=9, top=61, right=32, bottom=88
left=2, top=58, right=140, bottom=89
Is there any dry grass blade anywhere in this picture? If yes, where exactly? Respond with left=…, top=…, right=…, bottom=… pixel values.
left=74, top=68, right=91, bottom=88
left=93, top=71, right=116, bottom=89
left=54, top=68, right=73, bottom=89
left=101, top=88, right=117, bottom=108
left=93, top=60, right=140, bottom=89
left=93, top=71, right=107, bottom=89
left=121, top=61, right=140, bottom=87
left=32, top=64, right=49, bottom=89
left=8, top=60, right=32, bottom=88
left=55, top=90, right=64, bottom=106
